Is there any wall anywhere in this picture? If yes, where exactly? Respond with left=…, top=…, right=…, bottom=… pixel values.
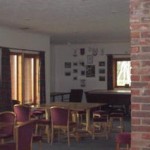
left=0, top=26, right=51, bottom=103
left=52, top=42, right=130, bottom=97
left=130, top=0, right=150, bottom=149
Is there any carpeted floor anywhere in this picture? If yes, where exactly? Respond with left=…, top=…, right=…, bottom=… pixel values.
left=33, top=117, right=131, bottom=150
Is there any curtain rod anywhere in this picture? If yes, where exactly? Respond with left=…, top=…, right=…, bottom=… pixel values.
left=0, top=46, right=42, bottom=53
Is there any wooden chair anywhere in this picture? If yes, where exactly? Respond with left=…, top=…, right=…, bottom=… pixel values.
left=115, top=132, right=131, bottom=150
left=0, top=111, right=16, bottom=143
left=109, top=106, right=125, bottom=133
left=69, top=89, right=85, bottom=126
left=13, top=104, right=31, bottom=122
left=0, top=120, right=35, bottom=150
left=50, top=106, right=78, bottom=146
left=13, top=104, right=44, bottom=147
left=92, top=110, right=110, bottom=139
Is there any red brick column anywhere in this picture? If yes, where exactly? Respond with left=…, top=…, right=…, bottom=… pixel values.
left=130, top=0, right=150, bottom=149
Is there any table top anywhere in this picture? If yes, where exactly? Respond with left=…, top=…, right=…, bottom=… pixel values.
left=32, top=102, right=105, bottom=111
left=86, top=89, right=131, bottom=95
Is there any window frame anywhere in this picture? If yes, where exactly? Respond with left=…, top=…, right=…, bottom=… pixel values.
left=10, top=51, right=40, bottom=105
left=113, top=57, right=131, bottom=88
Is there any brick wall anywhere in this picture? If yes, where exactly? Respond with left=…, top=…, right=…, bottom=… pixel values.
left=130, top=0, right=150, bottom=149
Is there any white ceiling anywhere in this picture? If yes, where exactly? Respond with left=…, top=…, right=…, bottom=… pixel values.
left=0, top=0, right=130, bottom=44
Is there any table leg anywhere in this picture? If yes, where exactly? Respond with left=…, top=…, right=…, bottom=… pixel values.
left=86, top=109, right=90, bottom=131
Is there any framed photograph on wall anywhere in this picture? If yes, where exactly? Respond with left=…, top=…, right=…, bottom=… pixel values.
left=64, top=62, right=71, bottom=68
left=99, top=76, right=105, bottom=81
left=73, top=62, right=78, bottom=66
left=81, top=70, right=85, bottom=76
left=65, top=72, right=71, bottom=76
left=99, top=68, right=105, bottom=74
left=99, top=61, right=105, bottom=66
left=79, top=61, right=85, bottom=67
left=73, top=69, right=78, bottom=73
left=80, top=79, right=86, bottom=87
left=86, top=65, right=95, bottom=77
left=73, top=77, right=77, bottom=80
left=87, top=55, right=93, bottom=64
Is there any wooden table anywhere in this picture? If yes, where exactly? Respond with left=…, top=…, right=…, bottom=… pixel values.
left=32, top=102, right=105, bottom=132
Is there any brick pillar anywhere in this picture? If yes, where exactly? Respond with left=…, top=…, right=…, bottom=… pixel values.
left=130, top=0, right=150, bottom=149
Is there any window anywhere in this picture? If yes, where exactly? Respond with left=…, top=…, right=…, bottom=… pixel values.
left=10, top=52, right=40, bottom=104
left=113, top=58, right=131, bottom=88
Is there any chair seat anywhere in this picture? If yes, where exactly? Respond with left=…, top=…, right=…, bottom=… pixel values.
left=116, top=132, right=131, bottom=144
left=33, top=134, right=42, bottom=142
left=32, top=109, right=45, bottom=116
left=0, top=142, right=16, bottom=150
left=69, top=122, right=77, bottom=127
left=0, top=133, right=13, bottom=138
left=115, top=132, right=131, bottom=150
left=93, top=117, right=108, bottom=122
left=110, top=113, right=124, bottom=118
left=37, top=119, right=51, bottom=124
left=93, top=110, right=109, bottom=118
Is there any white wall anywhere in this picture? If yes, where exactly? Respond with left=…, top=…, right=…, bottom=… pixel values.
left=0, top=26, right=51, bottom=103
left=52, top=42, right=131, bottom=98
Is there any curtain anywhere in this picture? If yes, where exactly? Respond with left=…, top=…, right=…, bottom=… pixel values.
left=0, top=48, right=11, bottom=111
left=107, top=54, right=113, bottom=90
left=39, top=52, right=46, bottom=104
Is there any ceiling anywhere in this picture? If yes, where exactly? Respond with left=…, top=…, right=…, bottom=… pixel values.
left=0, top=0, right=130, bottom=44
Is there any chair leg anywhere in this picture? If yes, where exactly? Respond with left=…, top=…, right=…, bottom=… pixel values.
left=127, top=144, right=130, bottom=150
left=67, top=129, right=70, bottom=146
left=92, top=123, right=95, bottom=140
left=0, top=139, right=4, bottom=144
left=47, top=125, right=51, bottom=143
left=36, top=141, right=42, bottom=150
left=51, top=128, right=54, bottom=145
left=116, top=143, right=120, bottom=150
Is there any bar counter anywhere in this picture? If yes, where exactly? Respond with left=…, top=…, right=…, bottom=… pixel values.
left=85, top=89, right=131, bottom=115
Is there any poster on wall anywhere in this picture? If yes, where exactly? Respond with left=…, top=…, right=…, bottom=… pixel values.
left=99, top=68, right=105, bottom=74
left=65, top=72, right=71, bottom=76
left=87, top=55, right=93, bottom=64
left=64, top=62, right=71, bottom=68
left=80, top=79, right=86, bottom=87
left=86, top=65, right=95, bottom=77
left=99, top=76, right=105, bottom=81
left=99, top=61, right=105, bottom=66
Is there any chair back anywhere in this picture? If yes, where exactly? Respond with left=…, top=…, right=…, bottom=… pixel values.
left=50, top=107, right=69, bottom=126
left=12, top=100, right=20, bottom=106
left=14, top=104, right=31, bottom=122
left=0, top=111, right=16, bottom=136
left=69, top=89, right=83, bottom=102
left=16, top=120, right=35, bottom=150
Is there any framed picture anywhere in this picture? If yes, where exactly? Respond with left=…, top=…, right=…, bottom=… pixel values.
left=86, top=65, right=95, bottom=77
left=99, top=61, right=105, bottom=66
left=73, top=69, right=78, bottom=73
left=79, top=61, right=85, bottom=67
left=99, top=68, right=105, bottom=74
left=65, top=72, right=71, bottom=76
left=87, top=55, right=93, bottom=64
left=99, top=76, right=105, bottom=81
left=73, top=77, right=77, bottom=80
left=64, top=62, right=71, bottom=68
left=80, top=48, right=85, bottom=55
left=73, top=62, right=78, bottom=66
left=80, top=79, right=86, bottom=87
left=81, top=70, right=85, bottom=76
